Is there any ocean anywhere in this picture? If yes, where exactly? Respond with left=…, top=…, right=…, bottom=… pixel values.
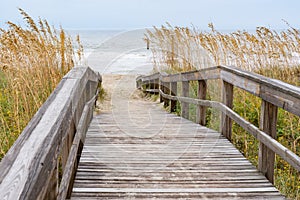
left=68, top=29, right=154, bottom=75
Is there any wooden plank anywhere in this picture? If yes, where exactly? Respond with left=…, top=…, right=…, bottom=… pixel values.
left=220, top=70, right=260, bottom=96
left=162, top=67, right=220, bottom=82
left=72, top=183, right=274, bottom=189
left=144, top=89, right=159, bottom=93
left=181, top=68, right=220, bottom=82
left=260, top=85, right=300, bottom=116
left=72, top=187, right=279, bottom=193
left=141, top=72, right=160, bottom=82
left=71, top=194, right=284, bottom=200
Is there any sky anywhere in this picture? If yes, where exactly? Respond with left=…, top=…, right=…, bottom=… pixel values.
left=1, top=0, right=300, bottom=31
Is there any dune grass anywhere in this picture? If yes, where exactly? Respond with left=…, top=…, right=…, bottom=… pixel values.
left=0, top=9, right=83, bottom=160
left=145, top=23, right=300, bottom=199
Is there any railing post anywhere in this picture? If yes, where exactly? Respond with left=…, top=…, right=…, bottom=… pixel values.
left=149, top=79, right=152, bottom=91
left=181, top=81, right=189, bottom=119
left=163, top=81, right=170, bottom=108
left=196, top=80, right=207, bottom=125
left=149, top=79, right=154, bottom=94
left=258, top=100, right=278, bottom=184
left=146, top=80, right=150, bottom=91
left=155, top=78, right=159, bottom=93
left=136, top=78, right=142, bottom=89
left=159, top=79, right=165, bottom=103
left=45, top=164, right=58, bottom=199
left=141, top=80, right=146, bottom=91
left=221, top=80, right=233, bottom=140
left=170, top=82, right=177, bottom=112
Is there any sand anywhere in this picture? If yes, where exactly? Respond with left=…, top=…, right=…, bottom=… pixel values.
left=96, top=74, right=146, bottom=114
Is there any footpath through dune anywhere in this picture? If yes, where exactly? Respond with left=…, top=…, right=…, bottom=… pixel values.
left=96, top=74, right=151, bottom=114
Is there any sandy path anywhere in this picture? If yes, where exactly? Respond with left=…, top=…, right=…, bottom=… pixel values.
left=96, top=74, right=146, bottom=114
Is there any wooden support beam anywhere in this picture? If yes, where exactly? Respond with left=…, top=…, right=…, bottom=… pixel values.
left=170, top=82, right=177, bottom=112
left=159, top=80, right=164, bottom=103
left=196, top=80, right=207, bottom=125
left=221, top=81, right=233, bottom=140
left=258, top=100, right=278, bottom=184
left=146, top=80, right=150, bottom=90
left=163, top=82, right=170, bottom=108
left=181, top=81, right=190, bottom=119
left=155, top=78, right=159, bottom=91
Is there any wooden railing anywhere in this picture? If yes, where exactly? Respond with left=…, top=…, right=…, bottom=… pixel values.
left=136, top=65, right=300, bottom=184
left=0, top=66, right=101, bottom=200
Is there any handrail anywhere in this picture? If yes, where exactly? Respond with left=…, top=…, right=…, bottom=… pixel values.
left=0, top=66, right=101, bottom=200
left=136, top=65, right=300, bottom=184
left=57, top=89, right=99, bottom=200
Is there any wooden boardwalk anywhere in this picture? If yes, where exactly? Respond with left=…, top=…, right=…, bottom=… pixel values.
left=71, top=76, right=284, bottom=199
left=2, top=67, right=300, bottom=199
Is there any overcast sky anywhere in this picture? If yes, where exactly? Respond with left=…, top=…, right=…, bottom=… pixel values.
left=1, top=0, right=300, bottom=30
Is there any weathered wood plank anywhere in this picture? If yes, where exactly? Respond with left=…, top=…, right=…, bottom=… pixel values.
left=72, top=187, right=279, bottom=193
left=260, top=85, right=300, bottom=116
left=141, top=72, right=160, bottom=82
left=161, top=67, right=220, bottom=82
left=71, top=194, right=284, bottom=200
left=220, top=70, right=260, bottom=96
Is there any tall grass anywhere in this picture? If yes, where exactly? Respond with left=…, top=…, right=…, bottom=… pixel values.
left=0, top=9, right=83, bottom=160
left=146, top=23, right=300, bottom=199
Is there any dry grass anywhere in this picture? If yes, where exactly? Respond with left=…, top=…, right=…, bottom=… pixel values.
left=146, top=23, right=300, bottom=199
left=146, top=23, right=300, bottom=84
left=0, top=9, right=83, bottom=159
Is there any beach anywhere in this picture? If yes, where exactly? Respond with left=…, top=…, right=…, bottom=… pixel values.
left=70, top=29, right=154, bottom=75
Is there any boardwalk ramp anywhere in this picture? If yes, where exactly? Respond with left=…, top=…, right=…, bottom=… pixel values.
left=71, top=75, right=284, bottom=199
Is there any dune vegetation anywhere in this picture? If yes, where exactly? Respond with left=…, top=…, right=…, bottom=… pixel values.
left=0, top=9, right=83, bottom=160
left=145, top=23, right=300, bottom=199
